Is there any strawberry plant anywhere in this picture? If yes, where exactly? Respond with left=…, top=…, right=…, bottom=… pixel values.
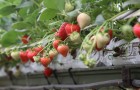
left=0, top=0, right=139, bottom=69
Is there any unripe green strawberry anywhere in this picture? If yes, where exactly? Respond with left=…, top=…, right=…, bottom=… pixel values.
left=121, top=24, right=134, bottom=41
left=78, top=53, right=86, bottom=61
left=69, top=32, right=82, bottom=44
left=83, top=58, right=96, bottom=68
left=82, top=40, right=92, bottom=52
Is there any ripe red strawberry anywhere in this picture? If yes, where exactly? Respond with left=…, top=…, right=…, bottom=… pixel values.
left=26, top=49, right=31, bottom=53
left=108, top=29, right=113, bottom=39
left=19, top=51, right=28, bottom=63
left=55, top=22, right=68, bottom=41
left=133, top=23, right=140, bottom=38
left=27, top=51, right=38, bottom=62
left=21, top=35, right=31, bottom=44
left=43, top=67, right=53, bottom=77
left=33, top=46, right=44, bottom=54
left=57, top=44, right=69, bottom=57
left=40, top=57, right=51, bottom=67
left=65, top=23, right=80, bottom=35
left=53, top=40, right=61, bottom=50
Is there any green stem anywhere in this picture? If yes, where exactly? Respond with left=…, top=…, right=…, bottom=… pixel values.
left=79, top=26, right=98, bottom=52
left=96, top=21, right=108, bottom=34
left=37, top=42, right=52, bottom=56
left=87, top=37, right=96, bottom=55
left=108, top=10, right=129, bottom=21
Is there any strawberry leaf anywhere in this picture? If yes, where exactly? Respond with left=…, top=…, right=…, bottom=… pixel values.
left=43, top=0, right=65, bottom=11
left=38, top=8, right=58, bottom=21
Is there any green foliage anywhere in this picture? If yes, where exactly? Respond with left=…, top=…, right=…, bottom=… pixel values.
left=0, top=5, right=16, bottom=16
left=12, top=21, right=32, bottom=30
left=17, top=0, right=33, bottom=8
left=0, top=0, right=139, bottom=67
left=5, top=0, right=22, bottom=6
left=25, top=9, right=39, bottom=24
left=1, top=30, right=22, bottom=47
left=43, top=0, right=65, bottom=11
left=0, top=0, right=137, bottom=47
left=38, top=9, right=59, bottom=21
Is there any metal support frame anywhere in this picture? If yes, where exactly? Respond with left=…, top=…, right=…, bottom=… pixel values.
left=44, top=75, right=51, bottom=85
left=0, top=79, right=123, bottom=90
left=122, top=66, right=132, bottom=88
left=44, top=75, right=51, bottom=90
left=1, top=65, right=140, bottom=89
left=68, top=68, right=77, bottom=85
left=53, top=69, right=61, bottom=84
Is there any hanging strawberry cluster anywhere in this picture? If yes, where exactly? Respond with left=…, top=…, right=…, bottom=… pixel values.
left=2, top=11, right=91, bottom=70
left=2, top=0, right=140, bottom=71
